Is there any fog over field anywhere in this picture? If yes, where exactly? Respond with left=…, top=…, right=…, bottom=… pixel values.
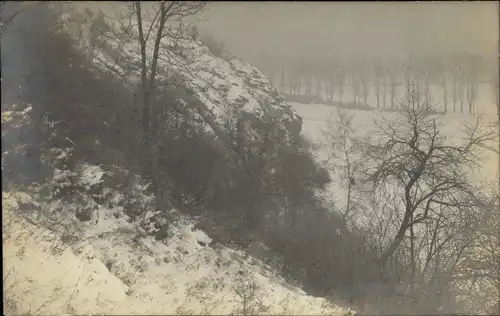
left=199, top=2, right=498, bottom=61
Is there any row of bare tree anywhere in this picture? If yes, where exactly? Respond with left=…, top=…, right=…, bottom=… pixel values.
left=262, top=53, right=494, bottom=114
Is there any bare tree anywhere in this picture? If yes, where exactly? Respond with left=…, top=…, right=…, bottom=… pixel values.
left=69, top=2, right=209, bottom=195
left=465, top=58, right=479, bottom=115
left=76, top=1, right=205, bottom=143
left=280, top=68, right=285, bottom=93
left=378, top=58, right=388, bottom=108
left=453, top=187, right=499, bottom=314
left=450, top=59, right=461, bottom=113
left=130, top=1, right=205, bottom=142
left=322, top=109, right=363, bottom=222
left=358, top=93, right=495, bottom=268
left=420, top=59, right=431, bottom=108
left=336, top=65, right=346, bottom=105
left=359, top=65, right=370, bottom=106
left=304, top=66, right=313, bottom=97
left=373, top=57, right=383, bottom=108
left=319, top=89, right=496, bottom=313
left=313, top=63, right=322, bottom=98
left=294, top=74, right=301, bottom=96
left=324, top=63, right=335, bottom=102
left=403, top=61, right=415, bottom=109
left=288, top=69, right=293, bottom=95
left=458, top=66, right=466, bottom=113
left=440, top=65, right=449, bottom=113
left=349, top=61, right=361, bottom=105
left=387, top=60, right=400, bottom=109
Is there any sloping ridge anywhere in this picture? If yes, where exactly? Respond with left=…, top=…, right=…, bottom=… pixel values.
left=2, top=6, right=348, bottom=315
left=59, top=7, right=303, bottom=143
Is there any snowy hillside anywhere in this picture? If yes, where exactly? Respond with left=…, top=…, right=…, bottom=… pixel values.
left=3, top=190, right=344, bottom=315
left=58, top=7, right=302, bottom=141
left=1, top=5, right=351, bottom=315
left=2, top=107, right=346, bottom=315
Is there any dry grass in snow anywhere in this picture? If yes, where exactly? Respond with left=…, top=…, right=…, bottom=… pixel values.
left=3, top=182, right=347, bottom=315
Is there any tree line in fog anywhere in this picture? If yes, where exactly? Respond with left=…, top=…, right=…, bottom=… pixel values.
left=258, top=53, right=498, bottom=114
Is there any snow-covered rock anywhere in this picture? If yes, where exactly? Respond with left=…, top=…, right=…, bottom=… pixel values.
left=57, top=7, right=303, bottom=144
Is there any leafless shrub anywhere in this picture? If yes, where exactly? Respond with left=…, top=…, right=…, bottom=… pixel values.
left=322, top=88, right=497, bottom=313
left=232, top=271, right=270, bottom=315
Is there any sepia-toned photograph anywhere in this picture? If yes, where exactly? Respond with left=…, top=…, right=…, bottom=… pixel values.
left=2, top=1, right=499, bottom=315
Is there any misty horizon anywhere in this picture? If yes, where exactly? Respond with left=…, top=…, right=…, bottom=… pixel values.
left=198, top=2, right=498, bottom=63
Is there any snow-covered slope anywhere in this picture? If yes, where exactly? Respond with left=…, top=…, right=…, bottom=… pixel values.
left=0, top=6, right=349, bottom=314
left=3, top=167, right=345, bottom=315
left=2, top=106, right=345, bottom=315
left=58, top=7, right=302, bottom=141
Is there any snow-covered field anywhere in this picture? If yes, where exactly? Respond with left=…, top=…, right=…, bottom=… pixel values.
left=291, top=100, right=499, bottom=211
left=293, top=100, right=498, bottom=171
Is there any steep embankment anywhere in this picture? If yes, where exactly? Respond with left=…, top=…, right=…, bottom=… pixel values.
left=3, top=188, right=345, bottom=315
left=2, top=134, right=345, bottom=315
left=59, top=4, right=302, bottom=143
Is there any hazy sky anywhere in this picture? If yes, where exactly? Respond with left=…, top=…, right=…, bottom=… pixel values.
left=197, top=2, right=499, bottom=63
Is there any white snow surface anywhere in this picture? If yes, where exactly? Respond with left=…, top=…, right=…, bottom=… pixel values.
left=3, top=164, right=346, bottom=315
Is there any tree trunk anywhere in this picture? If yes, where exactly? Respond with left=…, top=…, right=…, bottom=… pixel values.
left=391, top=80, right=396, bottom=108
left=329, top=75, right=334, bottom=101
left=280, top=69, right=285, bottom=93
left=453, top=77, right=457, bottom=112
left=380, top=209, right=412, bottom=264
left=383, top=79, right=387, bottom=108
left=135, top=1, right=168, bottom=190
left=410, top=215, right=416, bottom=293
left=459, top=78, right=465, bottom=113
left=362, top=80, right=368, bottom=106
left=406, top=72, right=411, bottom=103
left=424, top=73, right=430, bottom=109
left=442, top=75, right=447, bottom=113
left=135, top=2, right=149, bottom=139
left=467, top=82, right=475, bottom=114
left=415, top=75, right=420, bottom=107
left=338, top=74, right=344, bottom=104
